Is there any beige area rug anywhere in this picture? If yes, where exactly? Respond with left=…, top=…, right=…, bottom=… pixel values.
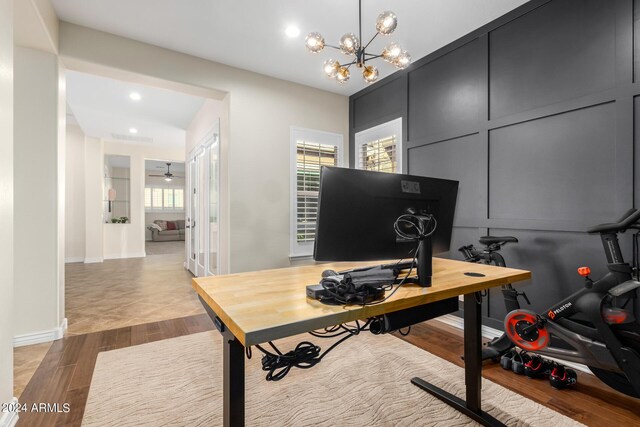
left=83, top=331, right=584, bottom=427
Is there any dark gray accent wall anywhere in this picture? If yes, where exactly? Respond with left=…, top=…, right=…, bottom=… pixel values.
left=349, top=0, right=637, bottom=327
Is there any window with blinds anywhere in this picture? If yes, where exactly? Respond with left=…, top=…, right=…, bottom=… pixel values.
left=359, top=135, right=397, bottom=173
left=145, top=187, right=185, bottom=211
left=296, top=141, right=338, bottom=243
left=290, top=127, right=343, bottom=257
left=355, top=118, right=402, bottom=175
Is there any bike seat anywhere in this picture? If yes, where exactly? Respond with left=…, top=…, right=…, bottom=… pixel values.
left=479, top=236, right=518, bottom=246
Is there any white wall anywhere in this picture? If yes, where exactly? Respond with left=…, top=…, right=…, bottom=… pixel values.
left=13, top=46, right=64, bottom=338
left=59, top=23, right=349, bottom=273
left=0, top=0, right=13, bottom=413
left=102, top=140, right=184, bottom=259
left=65, top=124, right=85, bottom=262
left=84, top=136, right=103, bottom=262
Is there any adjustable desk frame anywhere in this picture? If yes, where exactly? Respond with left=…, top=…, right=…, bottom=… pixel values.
left=193, top=259, right=530, bottom=427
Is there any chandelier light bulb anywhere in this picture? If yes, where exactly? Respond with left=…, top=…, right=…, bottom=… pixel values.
left=339, top=33, right=360, bottom=55
left=305, top=32, right=325, bottom=53
left=336, top=66, right=350, bottom=84
left=362, top=65, right=379, bottom=83
left=394, top=50, right=411, bottom=69
left=382, top=42, right=402, bottom=62
left=323, top=59, right=340, bottom=78
left=376, top=11, right=398, bottom=35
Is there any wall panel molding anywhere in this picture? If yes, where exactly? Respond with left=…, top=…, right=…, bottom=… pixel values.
left=350, top=0, right=636, bottom=325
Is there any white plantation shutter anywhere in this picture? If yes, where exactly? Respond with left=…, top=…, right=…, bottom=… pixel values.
left=359, top=135, right=397, bottom=173
left=144, top=188, right=152, bottom=208
left=355, top=118, right=402, bottom=174
left=152, top=188, right=163, bottom=209
left=174, top=189, right=184, bottom=209
left=296, top=141, right=338, bottom=243
left=290, top=127, right=344, bottom=257
left=144, top=187, right=185, bottom=211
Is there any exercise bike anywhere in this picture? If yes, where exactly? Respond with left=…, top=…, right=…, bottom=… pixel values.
left=503, top=209, right=640, bottom=398
left=459, top=236, right=529, bottom=361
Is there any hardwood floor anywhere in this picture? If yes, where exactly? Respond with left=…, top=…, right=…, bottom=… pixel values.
left=17, top=314, right=214, bottom=427
left=16, top=314, right=640, bottom=426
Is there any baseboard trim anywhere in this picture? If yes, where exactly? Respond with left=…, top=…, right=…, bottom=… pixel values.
left=436, top=314, right=591, bottom=374
left=103, top=252, right=146, bottom=260
left=83, top=257, right=103, bottom=263
left=65, top=257, right=84, bottom=264
left=13, top=318, right=68, bottom=347
left=0, top=397, right=19, bottom=427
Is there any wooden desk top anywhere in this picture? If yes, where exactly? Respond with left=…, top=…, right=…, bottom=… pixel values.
left=192, top=258, right=531, bottom=347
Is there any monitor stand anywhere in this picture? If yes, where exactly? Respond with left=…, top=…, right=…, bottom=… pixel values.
left=405, top=236, right=432, bottom=287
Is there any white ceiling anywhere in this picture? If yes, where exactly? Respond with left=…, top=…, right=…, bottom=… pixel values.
left=66, top=70, right=205, bottom=148
left=53, top=0, right=529, bottom=96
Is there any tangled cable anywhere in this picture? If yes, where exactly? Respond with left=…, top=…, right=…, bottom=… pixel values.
left=249, top=320, right=370, bottom=381
left=394, top=213, right=437, bottom=241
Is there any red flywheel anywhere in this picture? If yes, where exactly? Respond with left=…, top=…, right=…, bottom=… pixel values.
left=504, top=309, right=549, bottom=351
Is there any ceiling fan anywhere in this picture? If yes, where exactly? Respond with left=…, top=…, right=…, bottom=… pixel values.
left=148, top=162, right=183, bottom=182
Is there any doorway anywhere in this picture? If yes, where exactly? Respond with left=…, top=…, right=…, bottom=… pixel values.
left=144, top=160, right=186, bottom=256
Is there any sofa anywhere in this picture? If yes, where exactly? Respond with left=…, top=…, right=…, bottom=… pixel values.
left=147, top=219, right=186, bottom=241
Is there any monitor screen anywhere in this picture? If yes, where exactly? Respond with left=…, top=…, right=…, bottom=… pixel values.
left=313, top=167, right=458, bottom=263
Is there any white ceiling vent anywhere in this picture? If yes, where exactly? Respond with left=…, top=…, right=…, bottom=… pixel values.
left=110, top=133, right=154, bottom=143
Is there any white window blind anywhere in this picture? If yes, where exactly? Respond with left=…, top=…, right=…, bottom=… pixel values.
left=296, top=141, right=338, bottom=243
left=290, top=127, right=344, bottom=258
left=355, top=118, right=402, bottom=174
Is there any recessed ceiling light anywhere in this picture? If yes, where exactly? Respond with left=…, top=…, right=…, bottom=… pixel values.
left=129, top=128, right=138, bottom=134
left=285, top=25, right=300, bottom=38
left=129, top=92, right=141, bottom=101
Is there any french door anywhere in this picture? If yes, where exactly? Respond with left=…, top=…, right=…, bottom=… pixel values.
left=186, top=125, right=220, bottom=277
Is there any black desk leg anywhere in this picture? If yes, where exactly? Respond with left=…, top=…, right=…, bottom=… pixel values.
left=411, top=292, right=505, bottom=427
left=223, top=332, right=245, bottom=427
left=198, top=296, right=246, bottom=426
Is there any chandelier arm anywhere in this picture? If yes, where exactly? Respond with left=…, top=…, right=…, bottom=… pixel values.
left=362, top=32, right=379, bottom=51
left=345, top=59, right=358, bottom=69
left=325, top=44, right=341, bottom=50
left=363, top=53, right=383, bottom=59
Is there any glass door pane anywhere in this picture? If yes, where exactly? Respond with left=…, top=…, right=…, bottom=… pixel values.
left=197, top=152, right=206, bottom=274
left=208, top=136, right=219, bottom=275
left=188, top=158, right=197, bottom=274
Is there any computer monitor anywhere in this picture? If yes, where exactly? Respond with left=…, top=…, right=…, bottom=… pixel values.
left=313, top=166, right=459, bottom=287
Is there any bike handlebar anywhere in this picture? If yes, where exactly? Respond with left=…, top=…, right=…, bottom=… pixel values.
left=618, top=209, right=640, bottom=229
left=617, top=208, right=638, bottom=223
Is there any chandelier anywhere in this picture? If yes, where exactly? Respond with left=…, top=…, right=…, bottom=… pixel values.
left=304, top=0, right=411, bottom=84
